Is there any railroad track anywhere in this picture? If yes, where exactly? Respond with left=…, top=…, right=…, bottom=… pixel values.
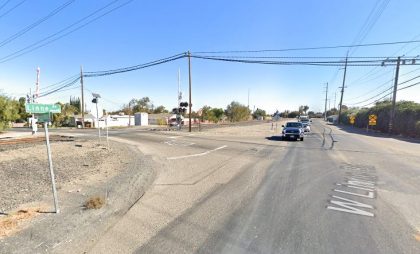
left=0, top=135, right=75, bottom=145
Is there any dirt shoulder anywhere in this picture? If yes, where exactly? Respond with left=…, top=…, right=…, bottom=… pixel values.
left=0, top=136, right=156, bottom=253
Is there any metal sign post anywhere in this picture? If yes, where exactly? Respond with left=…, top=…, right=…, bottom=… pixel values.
left=26, top=103, right=61, bottom=214
left=106, top=115, right=109, bottom=150
left=44, top=122, right=60, bottom=213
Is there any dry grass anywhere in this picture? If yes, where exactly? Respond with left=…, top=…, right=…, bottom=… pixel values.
left=0, top=208, right=39, bottom=238
left=84, top=196, right=105, bottom=209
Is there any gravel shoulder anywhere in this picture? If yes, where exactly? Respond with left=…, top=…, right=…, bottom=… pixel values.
left=0, top=136, right=157, bottom=253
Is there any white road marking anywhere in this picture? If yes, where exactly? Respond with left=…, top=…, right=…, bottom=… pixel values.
left=327, top=195, right=374, bottom=217
left=168, top=136, right=181, bottom=139
left=167, top=145, right=228, bottom=160
left=336, top=183, right=375, bottom=192
left=164, top=140, right=195, bottom=146
left=333, top=189, right=375, bottom=199
left=345, top=179, right=376, bottom=187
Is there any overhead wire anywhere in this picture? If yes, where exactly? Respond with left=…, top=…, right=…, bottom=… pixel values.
left=0, top=0, right=135, bottom=64
left=190, top=54, right=412, bottom=67
left=349, top=74, right=420, bottom=106
left=0, top=0, right=26, bottom=19
left=192, top=39, right=420, bottom=54
left=0, top=0, right=75, bottom=48
left=0, top=0, right=11, bottom=12
left=40, top=74, right=80, bottom=91
left=38, top=76, right=80, bottom=98
left=346, top=66, right=420, bottom=101
left=83, top=53, right=186, bottom=77
left=348, top=0, right=390, bottom=56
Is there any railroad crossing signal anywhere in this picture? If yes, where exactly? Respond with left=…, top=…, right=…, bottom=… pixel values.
left=369, top=114, right=377, bottom=126
left=349, top=115, right=355, bottom=124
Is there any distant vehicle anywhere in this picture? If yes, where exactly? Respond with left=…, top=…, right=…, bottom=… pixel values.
left=299, top=115, right=309, bottom=121
left=299, top=115, right=312, bottom=125
left=282, top=122, right=304, bottom=141
left=169, top=118, right=184, bottom=127
left=302, top=122, right=311, bottom=132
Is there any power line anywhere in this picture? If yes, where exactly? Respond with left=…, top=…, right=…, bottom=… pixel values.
left=192, top=39, right=420, bottom=54
left=360, top=80, right=420, bottom=108
left=83, top=53, right=185, bottom=77
left=190, top=55, right=418, bottom=67
left=38, top=76, right=80, bottom=98
left=346, top=67, right=420, bottom=101
left=348, top=0, right=390, bottom=56
left=40, top=74, right=80, bottom=91
left=360, top=91, right=392, bottom=107
left=349, top=74, right=420, bottom=106
left=0, top=0, right=11, bottom=12
left=0, top=0, right=75, bottom=48
left=348, top=86, right=393, bottom=106
left=0, top=0, right=134, bottom=64
left=0, top=0, right=26, bottom=19
left=39, top=53, right=185, bottom=98
left=398, top=80, right=420, bottom=91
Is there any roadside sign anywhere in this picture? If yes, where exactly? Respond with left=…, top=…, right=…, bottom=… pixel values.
left=369, top=114, right=377, bottom=126
left=25, top=103, right=61, bottom=114
left=36, top=113, right=51, bottom=123
left=349, top=115, right=355, bottom=124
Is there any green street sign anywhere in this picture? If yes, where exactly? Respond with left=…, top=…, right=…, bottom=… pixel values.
left=36, top=113, right=51, bottom=123
left=25, top=103, right=61, bottom=114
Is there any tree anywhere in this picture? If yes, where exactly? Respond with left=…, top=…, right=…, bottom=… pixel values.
left=225, top=101, right=250, bottom=122
left=211, top=108, right=224, bottom=123
left=252, top=108, right=266, bottom=119
left=281, top=110, right=290, bottom=118
left=52, top=102, right=78, bottom=127
left=17, top=97, right=29, bottom=122
left=0, top=95, right=20, bottom=130
left=153, top=105, right=168, bottom=114
left=288, top=111, right=300, bottom=119
left=299, top=105, right=309, bottom=114
left=69, top=96, right=81, bottom=113
left=200, top=105, right=212, bottom=121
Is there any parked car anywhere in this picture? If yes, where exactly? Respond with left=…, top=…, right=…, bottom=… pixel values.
left=302, top=122, right=311, bottom=132
left=282, top=122, right=304, bottom=141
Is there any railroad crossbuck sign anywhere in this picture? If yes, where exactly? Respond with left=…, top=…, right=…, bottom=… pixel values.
left=369, top=114, right=377, bottom=126
left=349, top=115, right=356, bottom=124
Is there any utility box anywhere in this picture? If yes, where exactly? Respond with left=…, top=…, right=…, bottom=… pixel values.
left=135, top=112, right=148, bottom=126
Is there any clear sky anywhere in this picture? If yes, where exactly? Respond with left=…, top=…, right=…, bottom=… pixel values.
left=1, top=0, right=420, bottom=114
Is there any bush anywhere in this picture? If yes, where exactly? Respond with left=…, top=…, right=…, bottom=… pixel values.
left=344, top=101, right=420, bottom=137
left=84, top=196, right=105, bottom=209
left=416, top=121, right=420, bottom=136
left=157, top=118, right=166, bottom=126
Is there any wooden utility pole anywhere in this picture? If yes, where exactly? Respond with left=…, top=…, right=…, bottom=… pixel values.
left=324, top=82, right=328, bottom=121
left=80, top=66, right=85, bottom=128
left=188, top=51, right=192, bottom=132
left=337, top=54, right=348, bottom=124
left=388, top=56, right=401, bottom=134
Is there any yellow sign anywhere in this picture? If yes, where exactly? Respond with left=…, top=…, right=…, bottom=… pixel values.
left=349, top=115, right=355, bottom=124
left=369, top=114, right=377, bottom=126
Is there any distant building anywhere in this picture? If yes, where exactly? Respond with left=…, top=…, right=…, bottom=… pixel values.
left=135, top=112, right=149, bottom=126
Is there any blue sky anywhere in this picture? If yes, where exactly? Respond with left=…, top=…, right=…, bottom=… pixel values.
left=1, top=0, right=420, bottom=114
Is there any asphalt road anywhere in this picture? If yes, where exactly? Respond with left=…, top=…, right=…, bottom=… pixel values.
left=43, top=120, right=420, bottom=253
